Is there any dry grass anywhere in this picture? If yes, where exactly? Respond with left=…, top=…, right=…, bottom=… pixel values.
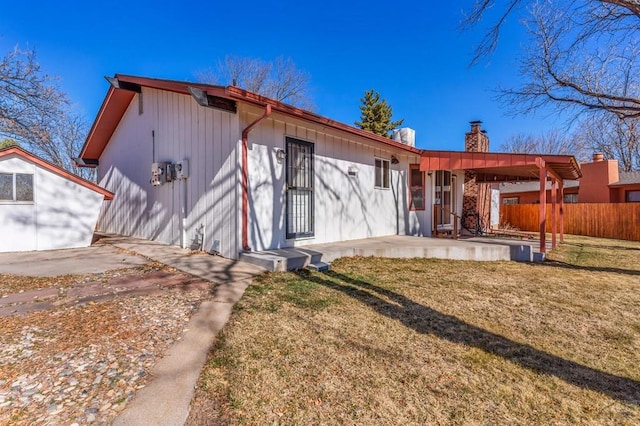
left=188, top=235, right=640, bottom=425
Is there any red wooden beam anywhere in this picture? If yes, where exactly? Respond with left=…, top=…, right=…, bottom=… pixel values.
left=538, top=158, right=547, bottom=254
left=551, top=179, right=557, bottom=249
left=559, top=180, right=565, bottom=243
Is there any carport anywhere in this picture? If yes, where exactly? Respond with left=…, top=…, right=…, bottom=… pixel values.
left=421, top=151, right=583, bottom=253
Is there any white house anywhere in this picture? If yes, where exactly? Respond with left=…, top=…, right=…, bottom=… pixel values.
left=77, top=75, right=448, bottom=259
left=0, top=146, right=114, bottom=252
left=77, top=75, right=581, bottom=259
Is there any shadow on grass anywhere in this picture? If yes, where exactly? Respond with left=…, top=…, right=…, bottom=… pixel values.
left=538, top=260, right=640, bottom=277
left=561, top=242, right=640, bottom=252
left=294, top=270, right=640, bottom=405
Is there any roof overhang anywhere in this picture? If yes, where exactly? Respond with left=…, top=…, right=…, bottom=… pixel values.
left=420, top=150, right=582, bottom=182
left=0, top=146, right=114, bottom=200
left=78, top=74, right=421, bottom=166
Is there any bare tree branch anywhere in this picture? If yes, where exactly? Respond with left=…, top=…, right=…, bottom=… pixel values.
left=0, top=46, right=94, bottom=179
left=196, top=55, right=313, bottom=109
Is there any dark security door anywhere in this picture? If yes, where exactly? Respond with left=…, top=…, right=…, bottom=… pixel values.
left=285, top=137, right=314, bottom=239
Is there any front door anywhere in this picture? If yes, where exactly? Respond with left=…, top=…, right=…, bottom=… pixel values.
left=285, top=137, right=314, bottom=239
left=435, top=170, right=454, bottom=226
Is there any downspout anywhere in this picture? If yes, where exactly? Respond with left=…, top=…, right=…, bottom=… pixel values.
left=241, top=104, right=272, bottom=251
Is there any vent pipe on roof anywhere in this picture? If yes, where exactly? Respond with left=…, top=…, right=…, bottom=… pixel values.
left=392, top=128, right=416, bottom=147
left=592, top=152, right=604, bottom=162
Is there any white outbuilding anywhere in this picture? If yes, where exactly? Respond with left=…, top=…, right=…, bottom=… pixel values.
left=0, top=146, right=114, bottom=252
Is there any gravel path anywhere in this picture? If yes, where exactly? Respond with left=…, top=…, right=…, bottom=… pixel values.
left=0, top=268, right=211, bottom=425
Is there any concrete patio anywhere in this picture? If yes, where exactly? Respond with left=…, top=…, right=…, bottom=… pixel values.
left=240, top=235, right=548, bottom=271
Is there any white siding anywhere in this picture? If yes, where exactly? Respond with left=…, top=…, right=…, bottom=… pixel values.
left=0, top=155, right=104, bottom=252
left=243, top=105, right=427, bottom=252
left=97, top=88, right=241, bottom=259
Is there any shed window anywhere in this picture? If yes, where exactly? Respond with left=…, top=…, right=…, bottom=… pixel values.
left=563, top=193, right=578, bottom=203
left=502, top=197, right=519, bottom=205
left=409, top=164, right=425, bottom=210
left=375, top=158, right=390, bottom=189
left=626, top=190, right=640, bottom=202
left=0, top=173, right=34, bottom=202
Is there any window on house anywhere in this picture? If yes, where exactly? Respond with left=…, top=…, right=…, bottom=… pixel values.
left=409, top=164, right=424, bottom=210
left=375, top=158, right=390, bottom=189
left=502, top=197, right=519, bottom=205
left=626, top=190, right=640, bottom=202
left=0, top=173, right=34, bottom=202
left=563, top=193, right=578, bottom=203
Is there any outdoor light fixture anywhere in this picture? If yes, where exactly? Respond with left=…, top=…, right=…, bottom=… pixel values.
left=391, top=155, right=400, bottom=164
left=73, top=157, right=99, bottom=168
left=275, top=148, right=286, bottom=161
left=187, top=86, right=237, bottom=113
left=104, top=76, right=141, bottom=93
left=348, top=165, right=359, bottom=176
left=187, top=86, right=209, bottom=107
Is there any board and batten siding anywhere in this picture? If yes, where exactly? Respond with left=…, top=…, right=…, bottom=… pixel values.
left=97, top=87, right=241, bottom=259
left=242, top=105, right=426, bottom=252
left=0, top=155, right=105, bottom=252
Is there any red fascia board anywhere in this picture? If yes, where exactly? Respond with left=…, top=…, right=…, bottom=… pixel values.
left=81, top=74, right=420, bottom=163
left=0, top=146, right=114, bottom=200
left=224, top=86, right=422, bottom=155
left=80, top=87, right=136, bottom=160
left=420, top=150, right=582, bottom=180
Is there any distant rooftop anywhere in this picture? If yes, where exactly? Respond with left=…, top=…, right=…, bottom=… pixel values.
left=610, top=170, right=640, bottom=186
left=500, top=180, right=580, bottom=194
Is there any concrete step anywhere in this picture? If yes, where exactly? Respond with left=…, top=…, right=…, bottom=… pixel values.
left=307, top=261, right=331, bottom=272
left=240, top=248, right=324, bottom=272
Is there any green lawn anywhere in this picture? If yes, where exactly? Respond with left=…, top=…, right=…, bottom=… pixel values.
left=187, top=236, right=640, bottom=425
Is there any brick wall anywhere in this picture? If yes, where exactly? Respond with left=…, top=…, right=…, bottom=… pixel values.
left=463, top=121, right=491, bottom=232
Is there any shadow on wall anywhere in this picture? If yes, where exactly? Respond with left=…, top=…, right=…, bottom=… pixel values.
left=296, top=269, right=640, bottom=406
left=248, top=151, right=414, bottom=252
left=314, top=157, right=374, bottom=241
left=7, top=182, right=99, bottom=249
left=98, top=166, right=172, bottom=243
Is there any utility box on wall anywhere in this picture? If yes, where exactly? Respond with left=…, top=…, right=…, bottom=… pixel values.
left=176, top=159, right=189, bottom=179
left=151, top=162, right=167, bottom=186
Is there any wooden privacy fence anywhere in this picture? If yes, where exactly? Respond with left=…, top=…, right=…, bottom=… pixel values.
left=501, top=203, right=640, bottom=242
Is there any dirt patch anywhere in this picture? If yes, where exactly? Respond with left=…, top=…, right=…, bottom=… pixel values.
left=0, top=268, right=212, bottom=425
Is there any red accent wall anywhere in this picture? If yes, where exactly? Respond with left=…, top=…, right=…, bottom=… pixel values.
left=577, top=160, right=618, bottom=203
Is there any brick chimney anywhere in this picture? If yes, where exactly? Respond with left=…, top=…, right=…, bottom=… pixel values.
left=463, top=121, right=491, bottom=232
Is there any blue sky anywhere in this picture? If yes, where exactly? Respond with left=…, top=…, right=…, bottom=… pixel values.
left=0, top=0, right=564, bottom=151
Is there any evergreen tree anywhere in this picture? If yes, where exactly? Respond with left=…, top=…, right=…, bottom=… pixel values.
left=0, top=138, right=18, bottom=149
left=355, top=90, right=404, bottom=137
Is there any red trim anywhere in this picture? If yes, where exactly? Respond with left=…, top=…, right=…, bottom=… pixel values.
left=240, top=105, right=272, bottom=251
left=0, top=146, right=114, bottom=200
left=79, top=74, right=421, bottom=164
left=420, top=150, right=582, bottom=181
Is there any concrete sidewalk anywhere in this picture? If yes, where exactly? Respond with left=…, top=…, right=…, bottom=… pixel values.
left=104, top=236, right=265, bottom=426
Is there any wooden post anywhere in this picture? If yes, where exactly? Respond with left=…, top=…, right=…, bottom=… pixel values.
left=559, top=181, right=564, bottom=243
left=537, top=158, right=547, bottom=254
left=551, top=179, right=557, bottom=249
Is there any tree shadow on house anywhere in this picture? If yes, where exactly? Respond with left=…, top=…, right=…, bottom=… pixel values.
left=294, top=269, right=640, bottom=405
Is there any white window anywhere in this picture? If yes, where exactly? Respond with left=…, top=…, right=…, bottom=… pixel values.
left=375, top=158, right=390, bottom=189
left=0, top=173, right=34, bottom=202
left=563, top=193, right=578, bottom=203
left=626, top=190, right=640, bottom=203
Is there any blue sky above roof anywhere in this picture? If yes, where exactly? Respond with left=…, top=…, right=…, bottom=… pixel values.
left=0, top=0, right=566, bottom=151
